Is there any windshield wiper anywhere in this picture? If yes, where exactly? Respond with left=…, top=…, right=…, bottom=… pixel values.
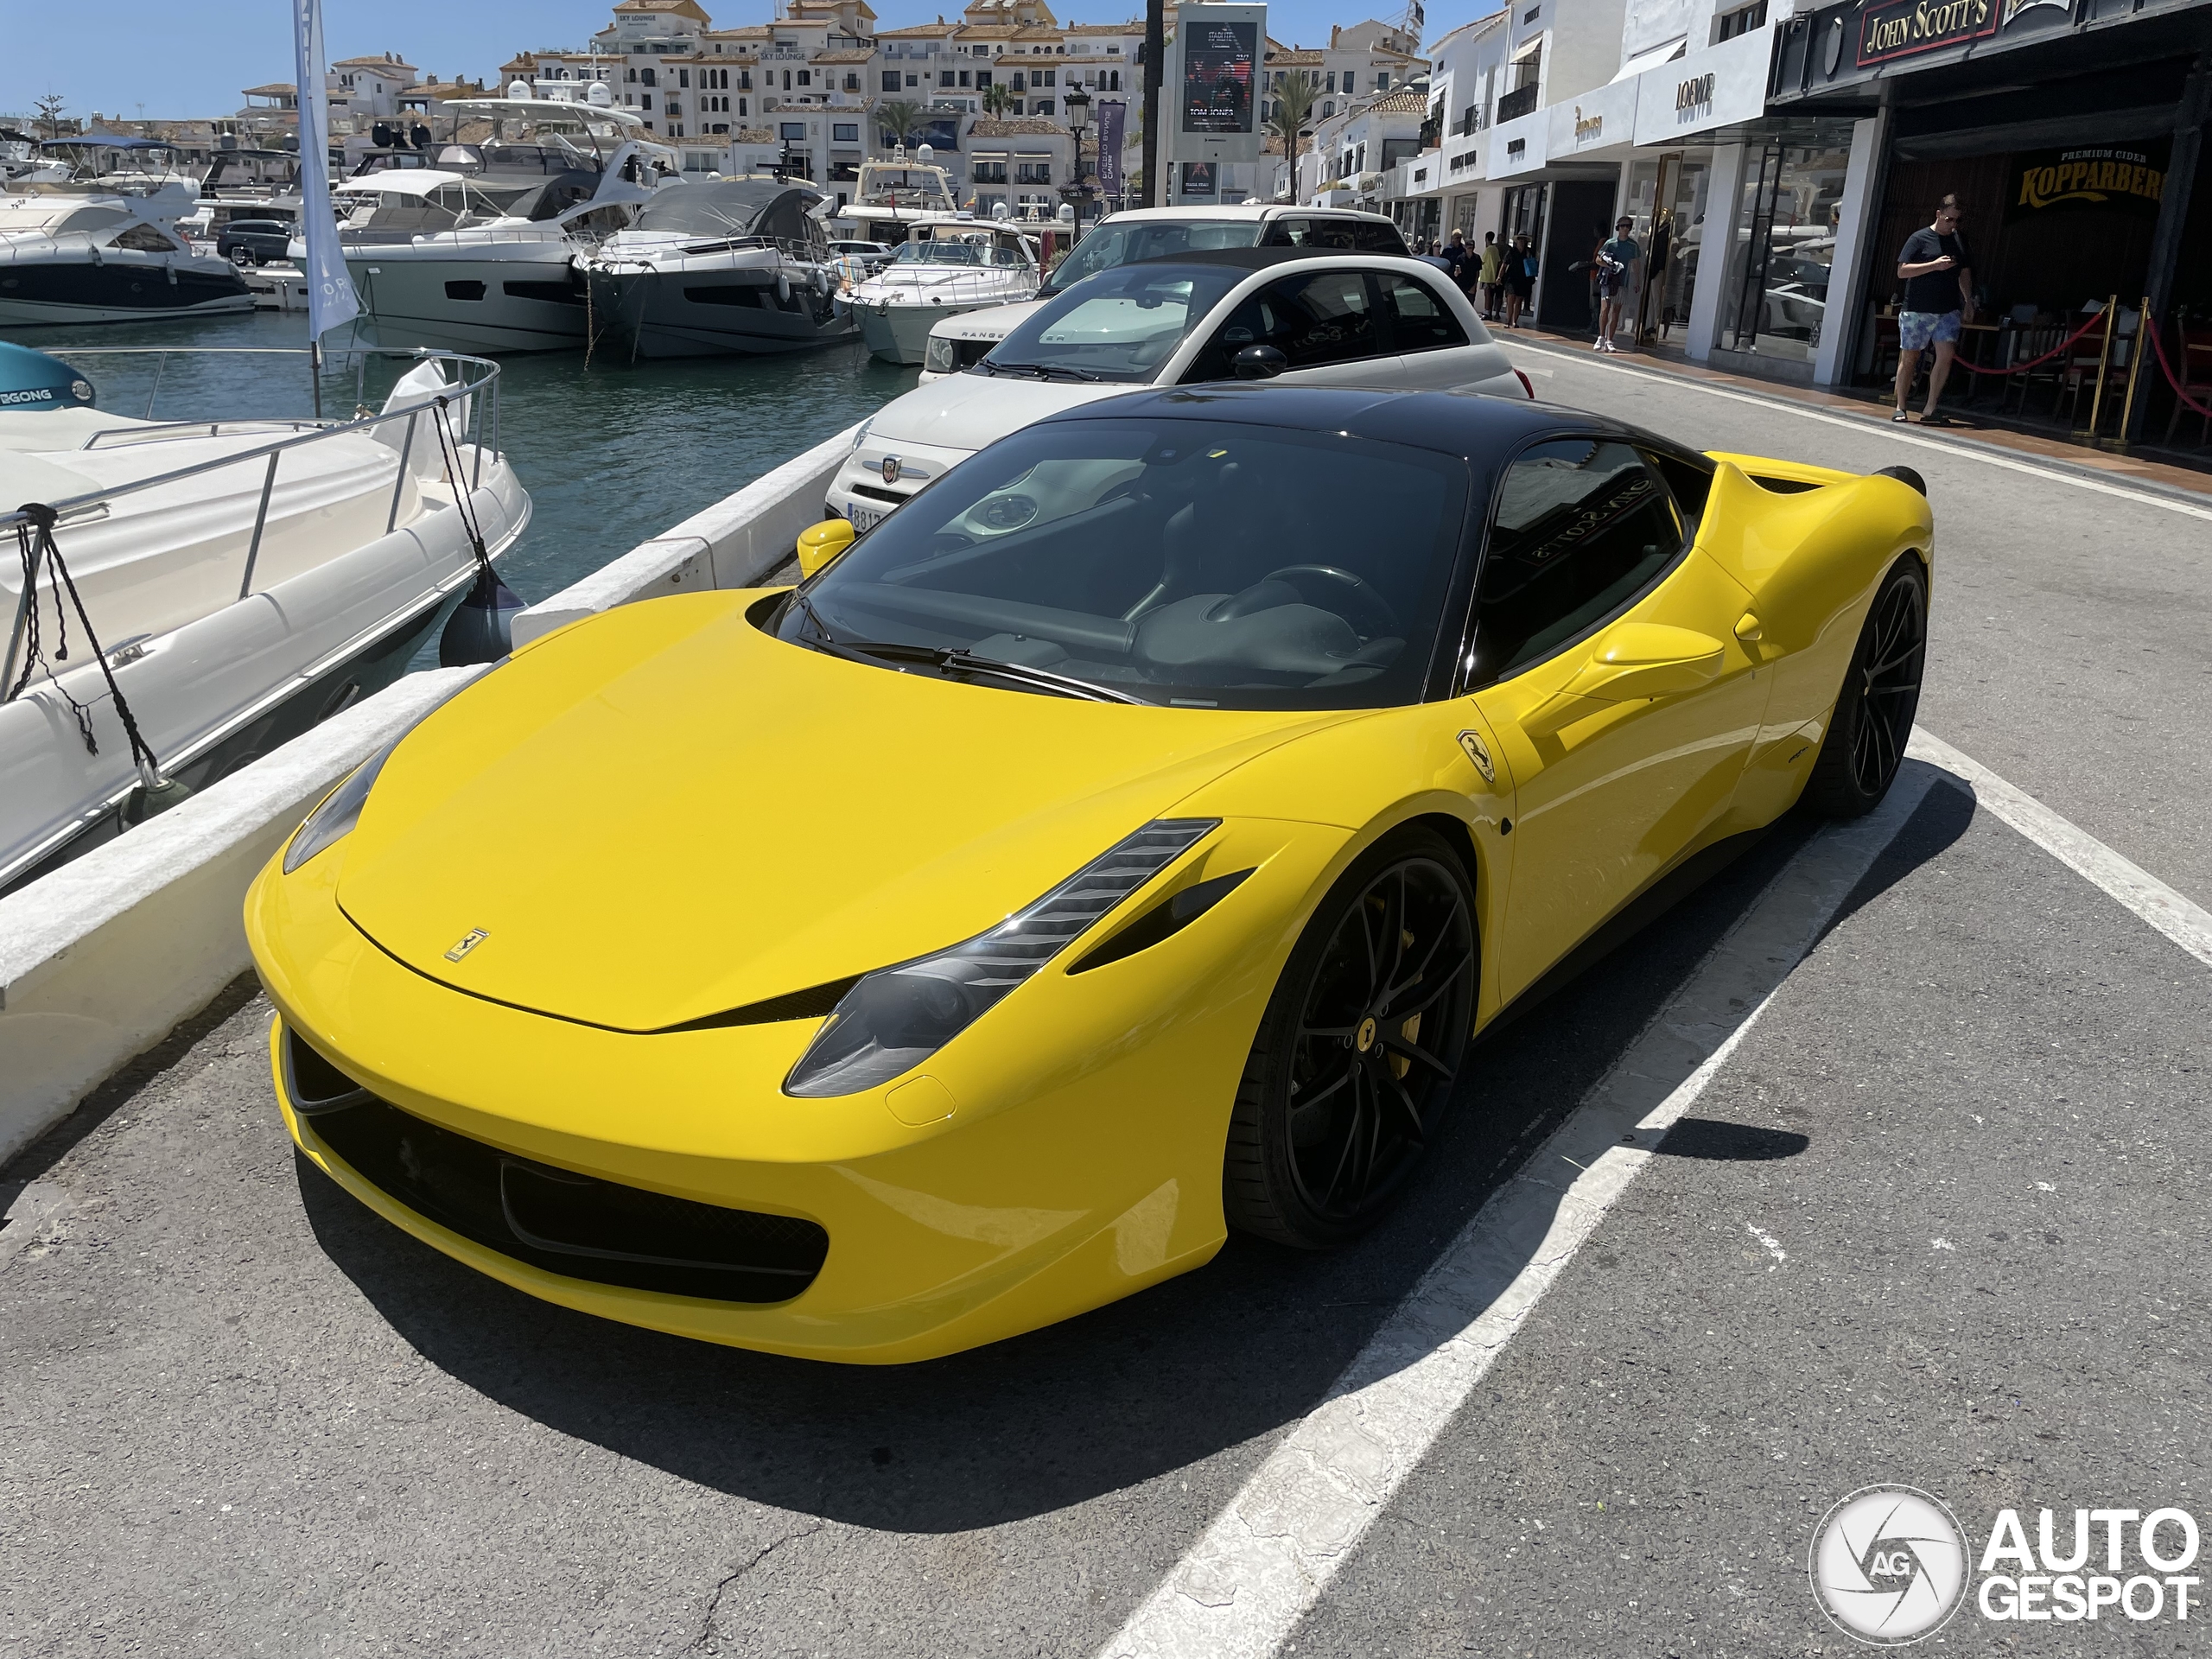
left=840, top=639, right=1144, bottom=704
left=990, top=360, right=1104, bottom=382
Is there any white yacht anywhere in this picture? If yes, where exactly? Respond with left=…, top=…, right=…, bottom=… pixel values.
left=0, top=138, right=251, bottom=327
left=0, top=346, right=529, bottom=895
left=328, top=89, right=677, bottom=353
left=824, top=149, right=962, bottom=247
left=842, top=217, right=1040, bottom=365
left=578, top=178, right=855, bottom=358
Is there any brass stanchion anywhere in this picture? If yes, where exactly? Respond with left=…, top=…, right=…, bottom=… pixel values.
left=2110, top=293, right=2151, bottom=449
left=2083, top=292, right=2119, bottom=436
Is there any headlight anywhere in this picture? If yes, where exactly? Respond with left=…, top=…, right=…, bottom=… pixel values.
left=925, top=335, right=956, bottom=373
left=849, top=417, right=872, bottom=454
left=281, top=664, right=501, bottom=874
left=784, top=818, right=1217, bottom=1097
left=283, top=739, right=400, bottom=873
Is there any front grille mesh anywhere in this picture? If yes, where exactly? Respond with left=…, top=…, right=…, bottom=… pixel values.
left=291, top=1030, right=827, bottom=1304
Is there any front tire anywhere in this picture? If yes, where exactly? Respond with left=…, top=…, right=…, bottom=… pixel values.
left=1803, top=554, right=1928, bottom=817
left=1224, top=827, right=1478, bottom=1249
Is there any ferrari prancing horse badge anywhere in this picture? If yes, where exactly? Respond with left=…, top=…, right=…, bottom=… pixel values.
left=1457, top=729, right=1495, bottom=785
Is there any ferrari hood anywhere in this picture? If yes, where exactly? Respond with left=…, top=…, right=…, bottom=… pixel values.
left=334, top=594, right=1336, bottom=1032
left=865, top=371, right=1133, bottom=456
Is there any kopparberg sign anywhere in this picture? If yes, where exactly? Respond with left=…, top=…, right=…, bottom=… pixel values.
left=1810, top=1486, right=2202, bottom=1646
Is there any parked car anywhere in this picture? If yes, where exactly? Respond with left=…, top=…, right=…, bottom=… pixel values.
left=920, top=204, right=1410, bottom=381
left=830, top=246, right=1533, bottom=530
left=216, top=219, right=293, bottom=266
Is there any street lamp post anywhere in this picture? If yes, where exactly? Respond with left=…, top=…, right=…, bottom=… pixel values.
left=1060, top=84, right=1096, bottom=230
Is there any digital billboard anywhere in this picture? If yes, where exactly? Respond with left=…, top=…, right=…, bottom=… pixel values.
left=1180, top=18, right=1256, bottom=135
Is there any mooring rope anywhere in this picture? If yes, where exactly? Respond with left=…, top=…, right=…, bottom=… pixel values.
left=10, top=503, right=167, bottom=783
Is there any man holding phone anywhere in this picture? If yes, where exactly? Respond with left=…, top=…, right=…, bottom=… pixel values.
left=1891, top=194, right=1974, bottom=424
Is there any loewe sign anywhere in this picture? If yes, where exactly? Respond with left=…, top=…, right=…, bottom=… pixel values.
left=1857, top=0, right=1996, bottom=65
left=1674, top=72, right=1714, bottom=112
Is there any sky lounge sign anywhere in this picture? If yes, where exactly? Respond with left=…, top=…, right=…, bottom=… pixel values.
left=1857, top=0, right=1997, bottom=65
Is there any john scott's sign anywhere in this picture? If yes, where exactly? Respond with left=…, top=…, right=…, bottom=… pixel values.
left=1857, top=0, right=1996, bottom=65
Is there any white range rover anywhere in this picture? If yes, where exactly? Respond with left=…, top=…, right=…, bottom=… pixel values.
left=917, top=203, right=1415, bottom=383
left=828, top=245, right=1530, bottom=532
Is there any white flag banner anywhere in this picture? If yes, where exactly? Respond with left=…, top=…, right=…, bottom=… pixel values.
left=291, top=0, right=360, bottom=341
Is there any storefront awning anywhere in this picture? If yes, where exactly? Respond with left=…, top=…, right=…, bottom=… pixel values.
left=1611, top=37, right=1687, bottom=84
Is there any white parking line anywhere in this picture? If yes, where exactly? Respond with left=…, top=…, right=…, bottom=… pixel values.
left=1499, top=341, right=2212, bottom=524
left=1909, top=728, right=2212, bottom=970
left=1097, top=765, right=1942, bottom=1659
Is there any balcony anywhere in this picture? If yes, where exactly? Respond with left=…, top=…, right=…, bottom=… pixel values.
left=1497, top=83, right=1539, bottom=124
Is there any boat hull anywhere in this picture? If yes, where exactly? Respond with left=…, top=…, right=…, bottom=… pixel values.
left=0, top=257, right=253, bottom=327
left=349, top=252, right=590, bottom=353
left=854, top=295, right=1010, bottom=365
left=583, top=264, right=856, bottom=359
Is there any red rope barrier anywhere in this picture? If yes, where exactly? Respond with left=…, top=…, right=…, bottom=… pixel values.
left=2145, top=320, right=2212, bottom=421
left=1948, top=309, right=2107, bottom=376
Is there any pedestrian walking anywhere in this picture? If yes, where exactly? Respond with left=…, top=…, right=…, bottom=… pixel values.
left=1593, top=215, right=1641, bottom=353
left=1891, top=194, right=1974, bottom=424
left=1503, top=233, right=1535, bottom=329
left=1440, top=228, right=1472, bottom=290
left=1478, top=232, right=1506, bottom=321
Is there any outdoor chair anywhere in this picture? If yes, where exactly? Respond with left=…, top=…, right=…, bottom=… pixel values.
left=2160, top=326, right=2212, bottom=448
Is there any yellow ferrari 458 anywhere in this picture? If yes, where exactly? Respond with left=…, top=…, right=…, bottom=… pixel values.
left=246, top=384, right=1932, bottom=1363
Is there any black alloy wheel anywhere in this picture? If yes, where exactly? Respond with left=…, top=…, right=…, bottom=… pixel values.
left=1224, top=827, right=1478, bottom=1249
left=1805, top=554, right=1928, bottom=817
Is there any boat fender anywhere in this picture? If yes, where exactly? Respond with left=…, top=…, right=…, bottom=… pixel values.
left=776, top=272, right=792, bottom=304
left=439, top=563, right=528, bottom=667
left=814, top=267, right=830, bottom=296
left=124, top=773, right=194, bottom=824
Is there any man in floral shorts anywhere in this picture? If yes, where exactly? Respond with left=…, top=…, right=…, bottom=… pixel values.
left=1891, top=195, right=1974, bottom=424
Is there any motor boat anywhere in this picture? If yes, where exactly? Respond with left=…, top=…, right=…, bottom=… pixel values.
left=842, top=216, right=1040, bottom=365
left=0, top=137, right=252, bottom=327
left=0, top=344, right=530, bottom=895
left=823, top=148, right=962, bottom=248
left=578, top=178, right=855, bottom=358
left=326, top=88, right=678, bottom=353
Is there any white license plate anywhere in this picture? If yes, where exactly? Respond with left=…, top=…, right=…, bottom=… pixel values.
left=846, top=501, right=885, bottom=531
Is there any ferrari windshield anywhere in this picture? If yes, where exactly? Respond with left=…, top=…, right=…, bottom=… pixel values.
left=780, top=416, right=1470, bottom=709
left=980, top=263, right=1248, bottom=383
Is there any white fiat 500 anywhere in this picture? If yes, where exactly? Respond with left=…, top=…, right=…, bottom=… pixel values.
left=828, top=247, right=1530, bottom=531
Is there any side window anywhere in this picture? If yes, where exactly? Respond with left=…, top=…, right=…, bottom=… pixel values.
left=1262, top=217, right=1357, bottom=250
left=1465, top=439, right=1687, bottom=688
left=1376, top=272, right=1467, bottom=353
left=1352, top=220, right=1408, bottom=254
left=111, top=223, right=177, bottom=252
left=1182, top=269, right=1383, bottom=381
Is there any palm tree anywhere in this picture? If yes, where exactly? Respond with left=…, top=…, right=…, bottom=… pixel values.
left=876, top=99, right=925, bottom=151
left=981, top=82, right=1016, bottom=118
left=1266, top=74, right=1314, bottom=162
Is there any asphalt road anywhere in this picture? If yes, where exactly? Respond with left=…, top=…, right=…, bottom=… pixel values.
left=3, top=351, right=2208, bottom=1659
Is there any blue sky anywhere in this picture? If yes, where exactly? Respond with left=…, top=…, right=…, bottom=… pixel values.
left=3, top=0, right=1402, bottom=121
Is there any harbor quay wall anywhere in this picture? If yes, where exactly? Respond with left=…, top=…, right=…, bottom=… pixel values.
left=0, top=420, right=862, bottom=1167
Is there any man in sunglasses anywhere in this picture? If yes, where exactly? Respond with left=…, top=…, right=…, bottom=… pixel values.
left=1892, top=194, right=1974, bottom=424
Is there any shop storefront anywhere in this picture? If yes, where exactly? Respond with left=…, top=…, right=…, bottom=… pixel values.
left=1770, top=0, right=2212, bottom=448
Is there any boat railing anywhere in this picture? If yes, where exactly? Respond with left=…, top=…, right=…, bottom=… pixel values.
left=2, top=346, right=505, bottom=707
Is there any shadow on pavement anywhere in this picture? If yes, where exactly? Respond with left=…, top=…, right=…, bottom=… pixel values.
left=298, top=787, right=1970, bottom=1535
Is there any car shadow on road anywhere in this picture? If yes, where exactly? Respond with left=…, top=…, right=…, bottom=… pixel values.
left=298, top=784, right=1973, bottom=1535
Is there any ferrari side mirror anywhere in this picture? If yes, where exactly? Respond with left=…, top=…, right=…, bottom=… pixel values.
left=1233, top=344, right=1289, bottom=380
left=797, top=517, right=856, bottom=578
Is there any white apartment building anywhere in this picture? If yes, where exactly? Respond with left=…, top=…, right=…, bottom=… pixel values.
left=328, top=54, right=421, bottom=126
left=501, top=0, right=1127, bottom=214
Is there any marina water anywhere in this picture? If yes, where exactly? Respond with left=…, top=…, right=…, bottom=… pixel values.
left=29, top=309, right=918, bottom=609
